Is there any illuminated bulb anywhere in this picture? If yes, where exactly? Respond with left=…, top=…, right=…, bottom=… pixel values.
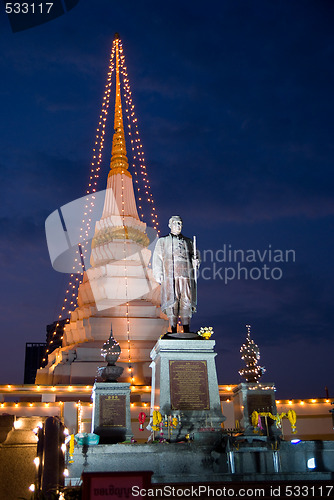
left=33, top=457, right=40, bottom=467
left=63, top=469, right=69, bottom=477
left=288, top=401, right=293, bottom=405
left=61, top=443, right=66, bottom=453
left=14, top=419, right=22, bottom=429
left=307, top=458, right=316, bottom=469
left=29, top=484, right=35, bottom=492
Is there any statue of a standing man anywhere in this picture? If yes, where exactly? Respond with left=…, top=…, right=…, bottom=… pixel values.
left=153, top=216, right=200, bottom=333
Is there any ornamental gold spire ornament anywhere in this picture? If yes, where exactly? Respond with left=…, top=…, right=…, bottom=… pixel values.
left=109, top=32, right=130, bottom=178
left=239, top=324, right=266, bottom=383
left=99, top=33, right=140, bottom=221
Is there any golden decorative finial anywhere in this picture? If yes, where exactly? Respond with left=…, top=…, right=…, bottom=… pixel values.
left=109, top=35, right=131, bottom=178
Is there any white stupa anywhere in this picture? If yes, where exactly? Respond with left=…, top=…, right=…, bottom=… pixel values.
left=36, top=36, right=168, bottom=386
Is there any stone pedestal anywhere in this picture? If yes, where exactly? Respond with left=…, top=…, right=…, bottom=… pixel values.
left=91, top=382, right=133, bottom=443
left=233, top=383, right=279, bottom=435
left=149, top=339, right=225, bottom=442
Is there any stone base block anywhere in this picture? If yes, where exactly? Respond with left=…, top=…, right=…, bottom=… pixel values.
left=91, top=382, right=133, bottom=444
left=149, top=339, right=225, bottom=442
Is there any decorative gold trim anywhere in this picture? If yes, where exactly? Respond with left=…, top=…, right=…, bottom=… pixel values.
left=92, top=225, right=149, bottom=248
left=108, top=168, right=132, bottom=178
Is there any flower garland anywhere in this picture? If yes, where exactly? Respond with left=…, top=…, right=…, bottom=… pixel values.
left=138, top=412, right=146, bottom=431
left=152, top=410, right=163, bottom=431
left=164, top=415, right=179, bottom=438
left=151, top=411, right=182, bottom=440
left=287, top=409, right=297, bottom=433
left=251, top=410, right=297, bottom=433
left=69, top=434, right=75, bottom=464
left=251, top=410, right=259, bottom=428
left=171, top=417, right=178, bottom=428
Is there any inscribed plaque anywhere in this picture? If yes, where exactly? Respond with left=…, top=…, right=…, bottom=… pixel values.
left=169, top=360, right=209, bottom=410
left=247, top=394, right=273, bottom=416
left=99, top=394, right=126, bottom=427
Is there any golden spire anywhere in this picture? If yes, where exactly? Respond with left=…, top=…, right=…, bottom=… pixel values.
left=108, top=34, right=130, bottom=178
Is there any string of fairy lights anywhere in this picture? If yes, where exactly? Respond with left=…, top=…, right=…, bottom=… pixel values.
left=41, top=43, right=117, bottom=366
left=239, top=324, right=266, bottom=383
left=119, top=40, right=160, bottom=233
left=77, top=400, right=83, bottom=433
left=113, top=36, right=135, bottom=384
left=1, top=384, right=331, bottom=430
left=121, top=168, right=133, bottom=383
left=44, top=36, right=159, bottom=383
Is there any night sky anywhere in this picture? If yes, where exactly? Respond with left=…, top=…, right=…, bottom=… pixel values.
left=1, top=1, right=334, bottom=399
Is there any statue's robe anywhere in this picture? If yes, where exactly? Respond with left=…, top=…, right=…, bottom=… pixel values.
left=152, top=234, right=197, bottom=315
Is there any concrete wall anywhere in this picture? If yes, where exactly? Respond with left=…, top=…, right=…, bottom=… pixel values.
left=66, top=440, right=334, bottom=484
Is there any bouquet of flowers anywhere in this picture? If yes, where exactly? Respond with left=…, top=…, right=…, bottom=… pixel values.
left=198, top=326, right=214, bottom=339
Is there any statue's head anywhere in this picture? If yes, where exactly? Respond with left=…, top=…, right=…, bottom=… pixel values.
left=168, top=215, right=183, bottom=236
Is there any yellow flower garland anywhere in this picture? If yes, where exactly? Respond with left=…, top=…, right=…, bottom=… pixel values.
left=68, top=434, right=75, bottom=463
left=287, top=409, right=297, bottom=432
left=152, top=410, right=162, bottom=431
left=251, top=410, right=297, bottom=434
left=251, top=410, right=259, bottom=428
